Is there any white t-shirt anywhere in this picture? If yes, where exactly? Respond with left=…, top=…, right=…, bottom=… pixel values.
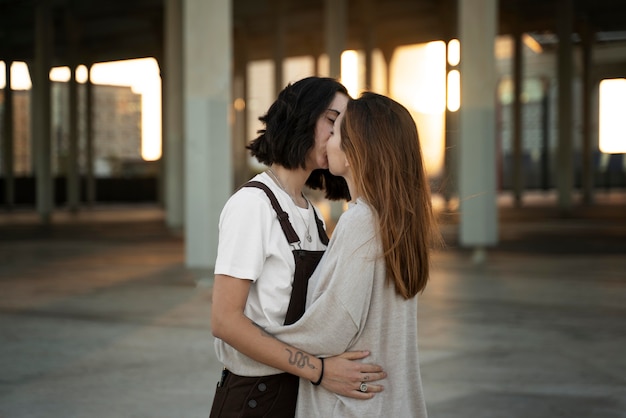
left=213, top=172, right=327, bottom=376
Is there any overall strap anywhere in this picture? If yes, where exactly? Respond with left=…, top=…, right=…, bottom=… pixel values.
left=313, top=208, right=329, bottom=245
left=242, top=181, right=299, bottom=244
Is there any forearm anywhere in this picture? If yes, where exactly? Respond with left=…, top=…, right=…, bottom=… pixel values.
left=210, top=274, right=383, bottom=397
left=233, top=319, right=385, bottom=399
left=213, top=311, right=322, bottom=383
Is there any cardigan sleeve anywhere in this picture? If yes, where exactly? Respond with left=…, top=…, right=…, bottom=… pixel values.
left=265, top=204, right=381, bottom=357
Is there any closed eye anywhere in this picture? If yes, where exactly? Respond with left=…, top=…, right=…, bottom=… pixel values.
left=326, top=109, right=340, bottom=125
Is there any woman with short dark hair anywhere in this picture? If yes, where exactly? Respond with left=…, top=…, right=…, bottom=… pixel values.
left=209, top=78, right=386, bottom=418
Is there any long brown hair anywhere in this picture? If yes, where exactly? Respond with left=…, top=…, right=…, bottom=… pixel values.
left=341, top=92, right=440, bottom=298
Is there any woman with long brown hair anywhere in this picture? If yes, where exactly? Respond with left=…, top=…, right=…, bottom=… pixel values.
left=263, top=91, right=441, bottom=417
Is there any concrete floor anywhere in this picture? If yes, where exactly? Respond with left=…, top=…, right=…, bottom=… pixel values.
left=1, top=192, right=625, bottom=418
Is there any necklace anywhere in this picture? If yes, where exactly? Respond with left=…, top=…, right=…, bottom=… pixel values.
left=267, top=168, right=313, bottom=243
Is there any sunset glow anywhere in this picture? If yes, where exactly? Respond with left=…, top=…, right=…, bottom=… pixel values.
left=1, top=58, right=162, bottom=162
left=599, top=79, right=626, bottom=154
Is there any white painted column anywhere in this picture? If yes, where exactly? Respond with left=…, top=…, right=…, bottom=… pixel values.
left=164, top=0, right=184, bottom=231
left=2, top=60, right=15, bottom=207
left=183, top=0, right=232, bottom=273
left=33, top=3, right=54, bottom=223
left=458, top=0, right=498, bottom=261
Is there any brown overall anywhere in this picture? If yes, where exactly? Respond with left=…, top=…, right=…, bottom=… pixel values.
left=209, top=181, right=329, bottom=418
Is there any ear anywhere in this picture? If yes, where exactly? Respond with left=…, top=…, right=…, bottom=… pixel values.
left=344, top=156, right=350, bottom=168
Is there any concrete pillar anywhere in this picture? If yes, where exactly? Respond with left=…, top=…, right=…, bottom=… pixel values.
left=156, top=62, right=165, bottom=208
left=164, top=0, right=184, bottom=231
left=458, top=0, right=499, bottom=261
left=313, top=54, right=320, bottom=76
left=540, top=79, right=551, bottom=190
left=33, top=3, right=54, bottom=223
left=325, top=0, right=347, bottom=79
left=444, top=41, right=459, bottom=207
left=512, top=30, right=524, bottom=206
left=65, top=11, right=80, bottom=212
left=556, top=0, right=574, bottom=213
left=325, top=0, right=348, bottom=220
left=27, top=60, right=36, bottom=174
left=442, top=3, right=459, bottom=207
left=183, top=0, right=232, bottom=273
left=3, top=60, right=15, bottom=208
left=67, top=66, right=79, bottom=211
left=272, top=0, right=285, bottom=95
left=233, top=30, right=249, bottom=188
left=85, top=68, right=95, bottom=206
left=581, top=23, right=594, bottom=205
left=359, top=0, right=375, bottom=90
left=380, top=46, right=394, bottom=96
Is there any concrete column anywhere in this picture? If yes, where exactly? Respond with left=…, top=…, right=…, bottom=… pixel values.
left=272, top=0, right=285, bottom=95
left=380, top=46, right=394, bottom=96
left=458, top=0, right=498, bottom=261
left=184, top=0, right=232, bottom=273
left=67, top=66, right=79, bottom=211
left=556, top=0, right=574, bottom=213
left=313, top=54, right=320, bottom=76
left=540, top=79, right=551, bottom=190
left=33, top=3, right=54, bottom=223
left=512, top=29, right=524, bottom=206
left=325, top=0, right=348, bottom=220
left=85, top=68, right=95, bottom=205
left=157, top=63, right=165, bottom=208
left=325, top=0, right=347, bottom=79
left=444, top=42, right=459, bottom=207
left=164, top=0, right=184, bottom=231
left=359, top=0, right=375, bottom=90
left=27, top=60, right=36, bottom=174
left=65, top=11, right=80, bottom=212
left=590, top=81, right=600, bottom=189
left=3, top=60, right=15, bottom=208
left=233, top=30, right=249, bottom=188
left=581, top=23, right=594, bottom=205
left=442, top=4, right=458, bottom=206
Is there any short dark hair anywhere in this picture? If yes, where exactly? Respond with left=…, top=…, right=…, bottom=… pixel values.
left=247, top=76, right=350, bottom=200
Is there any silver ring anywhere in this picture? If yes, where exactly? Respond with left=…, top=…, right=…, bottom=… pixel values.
left=359, top=382, right=368, bottom=393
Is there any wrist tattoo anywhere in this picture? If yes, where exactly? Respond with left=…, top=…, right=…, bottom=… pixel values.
left=285, top=348, right=315, bottom=370
left=250, top=321, right=315, bottom=372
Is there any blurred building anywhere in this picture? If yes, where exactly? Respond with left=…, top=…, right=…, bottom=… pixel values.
left=0, top=83, right=157, bottom=204
left=1, top=83, right=142, bottom=176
